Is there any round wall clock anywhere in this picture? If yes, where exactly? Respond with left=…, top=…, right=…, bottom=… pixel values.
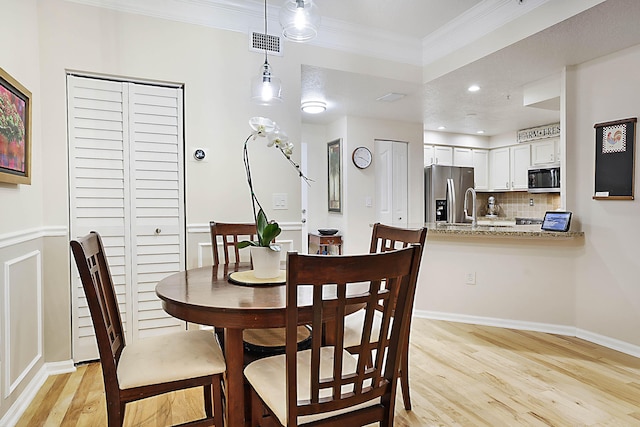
left=352, top=146, right=372, bottom=169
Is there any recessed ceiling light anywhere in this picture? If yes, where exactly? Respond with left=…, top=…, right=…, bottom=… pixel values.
left=301, top=101, right=326, bottom=114
left=476, top=130, right=485, bottom=134
left=437, top=126, right=446, bottom=130
left=468, top=85, right=480, bottom=92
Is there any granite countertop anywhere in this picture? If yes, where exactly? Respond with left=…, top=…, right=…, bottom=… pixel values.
left=425, top=222, right=584, bottom=239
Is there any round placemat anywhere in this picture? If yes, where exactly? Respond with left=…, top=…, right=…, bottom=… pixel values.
left=228, top=269, right=286, bottom=286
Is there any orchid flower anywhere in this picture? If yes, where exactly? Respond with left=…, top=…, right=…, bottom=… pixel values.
left=238, top=117, right=312, bottom=250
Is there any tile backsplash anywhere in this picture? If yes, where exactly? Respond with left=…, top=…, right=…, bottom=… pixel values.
left=476, top=192, right=561, bottom=219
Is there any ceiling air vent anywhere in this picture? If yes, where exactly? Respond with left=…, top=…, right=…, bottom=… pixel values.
left=250, top=31, right=283, bottom=56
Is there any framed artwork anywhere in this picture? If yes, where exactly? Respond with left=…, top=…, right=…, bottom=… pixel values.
left=327, top=139, right=341, bottom=212
left=0, top=67, right=31, bottom=185
left=593, top=117, right=636, bottom=200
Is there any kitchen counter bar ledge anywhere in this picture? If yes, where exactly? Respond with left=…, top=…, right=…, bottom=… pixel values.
left=426, top=223, right=584, bottom=239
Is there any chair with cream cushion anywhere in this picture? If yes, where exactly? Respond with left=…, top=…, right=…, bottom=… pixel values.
left=210, top=221, right=311, bottom=358
left=70, top=231, right=226, bottom=427
left=244, top=246, right=422, bottom=427
left=342, top=222, right=427, bottom=411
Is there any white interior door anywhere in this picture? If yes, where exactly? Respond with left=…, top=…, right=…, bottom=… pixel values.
left=68, top=75, right=186, bottom=362
left=392, top=141, right=408, bottom=227
left=375, top=140, right=408, bottom=227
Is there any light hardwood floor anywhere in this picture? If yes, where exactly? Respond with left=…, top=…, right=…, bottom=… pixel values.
left=17, top=318, right=640, bottom=426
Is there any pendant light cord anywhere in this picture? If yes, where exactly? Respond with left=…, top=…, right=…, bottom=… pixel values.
left=263, top=0, right=268, bottom=64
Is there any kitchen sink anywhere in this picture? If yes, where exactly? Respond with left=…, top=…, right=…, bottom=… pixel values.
left=515, top=217, right=543, bottom=225
left=435, top=222, right=513, bottom=228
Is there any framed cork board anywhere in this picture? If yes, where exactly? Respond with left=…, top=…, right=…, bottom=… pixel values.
left=593, top=117, right=636, bottom=200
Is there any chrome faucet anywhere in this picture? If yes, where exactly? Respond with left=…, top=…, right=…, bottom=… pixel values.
left=464, top=187, right=477, bottom=227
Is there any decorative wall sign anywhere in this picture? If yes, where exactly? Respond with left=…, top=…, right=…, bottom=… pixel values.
left=0, top=67, right=32, bottom=185
left=593, top=117, right=636, bottom=200
left=327, top=139, right=341, bottom=212
left=517, top=122, right=560, bottom=143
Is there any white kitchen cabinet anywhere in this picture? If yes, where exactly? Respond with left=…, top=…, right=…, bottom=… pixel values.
left=489, top=147, right=510, bottom=190
left=424, top=144, right=453, bottom=166
left=510, top=144, right=530, bottom=190
left=531, top=138, right=558, bottom=165
left=423, top=145, right=434, bottom=166
left=453, top=147, right=473, bottom=167
left=472, top=149, right=489, bottom=190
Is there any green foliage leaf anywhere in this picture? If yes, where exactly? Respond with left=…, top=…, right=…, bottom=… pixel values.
left=236, top=241, right=257, bottom=249
left=253, top=208, right=282, bottom=247
left=260, top=222, right=282, bottom=246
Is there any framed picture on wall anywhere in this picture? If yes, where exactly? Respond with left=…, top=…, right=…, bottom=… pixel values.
left=0, top=67, right=32, bottom=185
left=327, top=138, right=341, bottom=212
left=593, top=117, right=636, bottom=200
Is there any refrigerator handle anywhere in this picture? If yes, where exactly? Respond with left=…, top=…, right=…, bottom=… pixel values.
left=446, top=178, right=455, bottom=224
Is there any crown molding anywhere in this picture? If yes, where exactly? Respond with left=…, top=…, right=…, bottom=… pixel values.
left=421, top=0, right=551, bottom=66
left=63, top=0, right=543, bottom=67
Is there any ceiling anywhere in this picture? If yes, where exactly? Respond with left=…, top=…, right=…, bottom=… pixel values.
left=70, top=0, right=640, bottom=136
left=300, top=0, right=640, bottom=136
left=313, top=0, right=482, bottom=39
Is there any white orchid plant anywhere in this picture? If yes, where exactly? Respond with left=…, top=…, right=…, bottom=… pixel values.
left=237, top=117, right=311, bottom=251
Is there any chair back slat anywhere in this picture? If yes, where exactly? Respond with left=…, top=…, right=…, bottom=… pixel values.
left=369, top=223, right=427, bottom=313
left=70, top=231, right=125, bottom=395
left=209, top=221, right=257, bottom=266
left=369, top=222, right=427, bottom=255
left=285, top=246, right=422, bottom=425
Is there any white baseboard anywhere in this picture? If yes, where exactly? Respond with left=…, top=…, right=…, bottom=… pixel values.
left=414, top=310, right=640, bottom=358
left=0, top=360, right=75, bottom=427
left=576, top=328, right=640, bottom=358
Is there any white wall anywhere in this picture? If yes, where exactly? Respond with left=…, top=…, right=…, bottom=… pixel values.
left=344, top=116, right=423, bottom=254
left=0, top=0, right=42, bottom=233
left=424, top=130, right=489, bottom=149
left=489, top=130, right=518, bottom=148
left=304, top=117, right=423, bottom=255
left=570, top=44, right=640, bottom=347
left=0, top=0, right=48, bottom=422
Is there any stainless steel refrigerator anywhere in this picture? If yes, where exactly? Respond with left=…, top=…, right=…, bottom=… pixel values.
left=424, top=165, right=475, bottom=223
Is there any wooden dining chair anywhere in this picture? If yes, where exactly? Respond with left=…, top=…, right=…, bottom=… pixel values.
left=210, top=221, right=311, bottom=358
left=70, top=231, right=226, bottom=427
left=342, top=222, right=427, bottom=411
left=209, top=221, right=258, bottom=266
left=244, top=246, right=422, bottom=427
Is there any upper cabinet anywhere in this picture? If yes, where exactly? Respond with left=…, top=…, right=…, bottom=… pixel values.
left=531, top=138, right=559, bottom=165
left=489, top=147, right=510, bottom=191
left=510, top=144, right=530, bottom=190
left=488, top=145, right=529, bottom=191
left=453, top=147, right=473, bottom=167
left=472, top=149, right=489, bottom=190
left=424, top=144, right=453, bottom=166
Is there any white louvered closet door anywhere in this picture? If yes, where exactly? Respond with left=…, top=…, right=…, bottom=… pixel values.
left=68, top=75, right=186, bottom=362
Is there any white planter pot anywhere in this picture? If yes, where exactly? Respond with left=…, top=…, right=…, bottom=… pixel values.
left=250, top=246, right=281, bottom=279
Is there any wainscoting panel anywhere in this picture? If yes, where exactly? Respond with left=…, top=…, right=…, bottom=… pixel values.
left=2, top=251, right=42, bottom=399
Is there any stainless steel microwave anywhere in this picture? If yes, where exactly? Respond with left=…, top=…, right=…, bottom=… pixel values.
left=528, top=165, right=560, bottom=193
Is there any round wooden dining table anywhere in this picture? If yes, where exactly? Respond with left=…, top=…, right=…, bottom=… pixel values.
left=156, top=263, right=364, bottom=427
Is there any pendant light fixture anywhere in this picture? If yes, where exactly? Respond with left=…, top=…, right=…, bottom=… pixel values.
left=251, top=0, right=282, bottom=105
left=279, top=0, right=320, bottom=42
